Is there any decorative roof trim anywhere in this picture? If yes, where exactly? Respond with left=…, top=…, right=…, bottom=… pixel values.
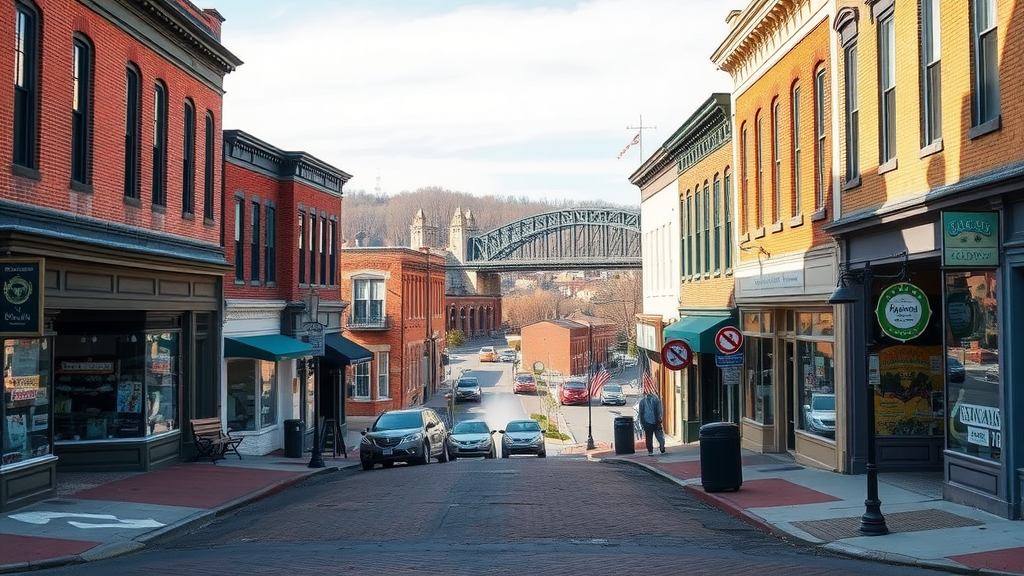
left=223, top=130, right=352, bottom=196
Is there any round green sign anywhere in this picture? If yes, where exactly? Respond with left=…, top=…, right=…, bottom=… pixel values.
left=875, top=282, right=931, bottom=342
left=532, top=361, right=545, bottom=373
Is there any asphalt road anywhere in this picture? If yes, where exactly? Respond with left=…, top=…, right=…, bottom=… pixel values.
left=40, top=341, right=950, bottom=576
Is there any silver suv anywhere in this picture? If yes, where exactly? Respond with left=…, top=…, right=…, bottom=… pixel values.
left=359, top=408, right=450, bottom=470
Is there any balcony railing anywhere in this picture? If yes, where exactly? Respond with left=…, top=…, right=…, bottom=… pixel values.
left=347, top=314, right=390, bottom=330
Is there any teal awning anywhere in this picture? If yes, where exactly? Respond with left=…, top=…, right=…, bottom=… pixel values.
left=224, top=334, right=312, bottom=362
left=324, top=333, right=373, bottom=365
left=663, top=315, right=735, bottom=354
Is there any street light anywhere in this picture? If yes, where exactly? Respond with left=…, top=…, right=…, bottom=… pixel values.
left=586, top=322, right=596, bottom=450
left=828, top=251, right=907, bottom=536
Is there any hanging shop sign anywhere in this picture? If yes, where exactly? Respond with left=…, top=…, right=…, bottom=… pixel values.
left=942, top=211, right=999, bottom=268
left=875, top=282, right=932, bottom=342
left=1, top=258, right=44, bottom=337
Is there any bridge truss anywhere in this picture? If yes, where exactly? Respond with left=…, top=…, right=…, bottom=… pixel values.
left=464, top=208, right=641, bottom=271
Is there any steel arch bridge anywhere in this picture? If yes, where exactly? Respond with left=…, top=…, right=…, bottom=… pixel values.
left=463, top=208, right=641, bottom=271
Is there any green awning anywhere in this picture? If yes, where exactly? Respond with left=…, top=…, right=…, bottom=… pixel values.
left=224, top=334, right=312, bottom=362
left=663, top=315, right=735, bottom=354
left=324, top=333, right=373, bottom=366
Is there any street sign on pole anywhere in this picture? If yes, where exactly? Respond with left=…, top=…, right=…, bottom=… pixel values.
left=661, top=339, right=693, bottom=371
left=715, top=326, right=743, bottom=355
left=304, top=322, right=325, bottom=356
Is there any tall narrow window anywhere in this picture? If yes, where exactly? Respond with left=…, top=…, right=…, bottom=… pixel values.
left=694, top=191, right=702, bottom=275
left=815, top=69, right=827, bottom=209
left=182, top=100, right=196, bottom=215
left=756, top=112, right=764, bottom=229
left=713, top=176, right=721, bottom=273
left=878, top=12, right=896, bottom=164
left=772, top=100, right=781, bottom=223
left=354, top=279, right=385, bottom=325
left=308, top=212, right=317, bottom=285
left=703, top=181, right=711, bottom=273
left=724, top=170, right=733, bottom=270
left=680, top=195, right=688, bottom=278
left=329, top=219, right=337, bottom=285
left=265, top=205, right=276, bottom=284
left=124, top=65, right=141, bottom=199
left=921, top=0, right=942, bottom=145
left=234, top=198, right=244, bottom=282
left=844, top=43, right=860, bottom=182
left=152, top=81, right=167, bottom=205
left=71, top=37, right=92, bottom=184
left=972, top=0, right=999, bottom=128
left=319, top=215, right=327, bottom=285
left=250, top=201, right=260, bottom=283
left=204, top=112, right=215, bottom=219
left=740, top=126, right=749, bottom=233
left=297, top=212, right=305, bottom=284
left=14, top=3, right=37, bottom=169
left=792, top=85, right=803, bottom=215
left=377, top=352, right=390, bottom=399
left=685, top=194, right=693, bottom=277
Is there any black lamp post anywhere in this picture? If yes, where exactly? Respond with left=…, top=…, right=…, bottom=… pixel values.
left=828, top=252, right=907, bottom=536
left=586, top=322, right=596, bottom=450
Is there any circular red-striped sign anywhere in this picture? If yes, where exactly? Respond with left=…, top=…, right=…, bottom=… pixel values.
left=715, top=326, right=743, bottom=355
left=661, top=339, right=693, bottom=371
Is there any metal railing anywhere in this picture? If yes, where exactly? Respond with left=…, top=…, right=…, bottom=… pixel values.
left=346, top=314, right=390, bottom=330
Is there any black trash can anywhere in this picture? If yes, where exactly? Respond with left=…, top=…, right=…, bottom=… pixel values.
left=284, top=419, right=305, bottom=458
left=614, top=416, right=636, bottom=455
left=699, top=422, right=742, bottom=492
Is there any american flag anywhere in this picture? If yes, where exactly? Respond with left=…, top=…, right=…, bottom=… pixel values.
left=589, top=367, right=611, bottom=398
left=642, top=369, right=658, bottom=395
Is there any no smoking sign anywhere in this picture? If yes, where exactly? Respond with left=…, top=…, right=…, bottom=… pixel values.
left=661, top=339, right=693, bottom=371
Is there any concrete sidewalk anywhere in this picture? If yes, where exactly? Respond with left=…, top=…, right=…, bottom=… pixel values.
left=592, top=442, right=1024, bottom=575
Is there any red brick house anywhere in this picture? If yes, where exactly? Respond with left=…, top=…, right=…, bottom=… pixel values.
left=1, top=0, right=240, bottom=510
left=340, top=247, right=447, bottom=417
left=521, top=314, right=616, bottom=378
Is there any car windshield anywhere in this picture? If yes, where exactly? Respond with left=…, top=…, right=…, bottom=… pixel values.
left=811, top=395, right=835, bottom=411
left=458, top=379, right=478, bottom=388
left=604, top=385, right=622, bottom=392
left=453, top=421, right=490, bottom=434
left=564, top=381, right=586, bottom=390
left=373, top=412, right=422, bottom=430
left=516, top=375, right=533, bottom=382
left=506, top=421, right=541, bottom=433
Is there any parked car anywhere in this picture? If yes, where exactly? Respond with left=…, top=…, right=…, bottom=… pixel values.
left=600, top=383, right=626, bottom=406
left=478, top=346, right=498, bottom=362
left=513, top=372, right=537, bottom=394
left=499, top=349, right=516, bottom=362
left=446, top=420, right=495, bottom=459
left=499, top=419, right=546, bottom=458
left=946, top=357, right=966, bottom=383
left=559, top=379, right=589, bottom=405
left=455, top=376, right=482, bottom=402
left=803, top=393, right=836, bottom=438
left=359, top=408, right=449, bottom=470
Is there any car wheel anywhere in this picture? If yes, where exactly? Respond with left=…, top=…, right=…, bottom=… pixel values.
left=418, top=442, right=430, bottom=465
left=438, top=444, right=449, bottom=463
left=361, top=461, right=374, bottom=471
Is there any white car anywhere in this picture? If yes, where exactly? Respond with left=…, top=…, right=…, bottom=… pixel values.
left=803, top=393, right=836, bottom=437
left=600, top=384, right=627, bottom=406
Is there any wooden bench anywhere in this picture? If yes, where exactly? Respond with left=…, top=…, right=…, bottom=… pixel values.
left=190, top=417, right=243, bottom=463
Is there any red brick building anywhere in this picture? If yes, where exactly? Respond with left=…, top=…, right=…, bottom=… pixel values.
left=1, top=0, right=240, bottom=511
left=341, top=247, right=447, bottom=417
left=221, top=130, right=370, bottom=455
left=521, top=315, right=616, bottom=378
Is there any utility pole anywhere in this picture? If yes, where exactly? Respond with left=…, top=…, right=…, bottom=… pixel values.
left=626, top=114, right=657, bottom=164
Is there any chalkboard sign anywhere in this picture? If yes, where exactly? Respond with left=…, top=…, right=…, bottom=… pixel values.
left=1, top=258, right=44, bottom=336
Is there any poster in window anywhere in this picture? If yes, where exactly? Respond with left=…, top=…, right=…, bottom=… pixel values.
left=117, top=381, right=143, bottom=413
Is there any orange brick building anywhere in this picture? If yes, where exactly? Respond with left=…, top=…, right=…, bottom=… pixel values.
left=713, top=1, right=843, bottom=471
left=826, top=0, right=1024, bottom=518
left=340, top=247, right=447, bottom=417
left=520, top=316, right=616, bottom=380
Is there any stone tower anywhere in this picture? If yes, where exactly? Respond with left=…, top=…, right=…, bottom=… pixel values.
left=409, top=208, right=438, bottom=249
left=448, top=207, right=467, bottom=263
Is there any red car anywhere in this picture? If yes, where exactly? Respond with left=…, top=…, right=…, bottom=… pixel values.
left=513, top=372, right=537, bottom=394
left=559, top=380, right=589, bottom=405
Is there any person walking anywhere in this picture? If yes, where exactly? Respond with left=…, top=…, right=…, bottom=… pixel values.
left=637, top=391, right=666, bottom=454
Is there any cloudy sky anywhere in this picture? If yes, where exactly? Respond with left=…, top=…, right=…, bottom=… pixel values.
left=208, top=0, right=738, bottom=205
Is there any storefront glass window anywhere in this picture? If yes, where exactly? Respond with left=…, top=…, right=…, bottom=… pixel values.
left=945, top=270, right=1000, bottom=460
left=743, top=336, right=774, bottom=425
left=797, top=340, right=835, bottom=438
left=3, top=338, right=52, bottom=467
left=226, top=359, right=277, bottom=431
left=53, top=332, right=179, bottom=442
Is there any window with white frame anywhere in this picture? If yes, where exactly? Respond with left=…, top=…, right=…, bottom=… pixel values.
left=376, top=352, right=390, bottom=398
left=878, top=10, right=896, bottom=164
left=353, top=278, right=385, bottom=325
left=772, top=100, right=781, bottom=223
left=226, top=359, right=277, bottom=431
left=814, top=68, right=827, bottom=209
left=843, top=41, right=860, bottom=182
left=792, top=84, right=803, bottom=213
left=353, top=362, right=370, bottom=399
left=972, top=0, right=999, bottom=129
left=921, top=0, right=941, bottom=146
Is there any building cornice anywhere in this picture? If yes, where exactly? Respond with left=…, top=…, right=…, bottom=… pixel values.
left=223, top=130, right=351, bottom=197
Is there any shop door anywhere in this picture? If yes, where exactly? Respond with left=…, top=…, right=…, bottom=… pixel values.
left=700, top=354, right=723, bottom=423
left=785, top=340, right=795, bottom=451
